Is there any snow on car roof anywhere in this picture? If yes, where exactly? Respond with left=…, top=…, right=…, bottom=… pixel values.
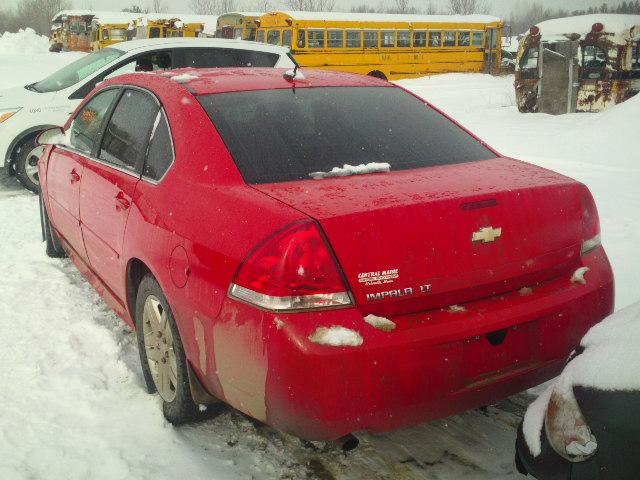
left=108, top=37, right=289, bottom=54
left=535, top=14, right=640, bottom=43
left=273, top=10, right=501, bottom=24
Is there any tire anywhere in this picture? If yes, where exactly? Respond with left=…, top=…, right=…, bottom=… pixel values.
left=135, top=274, right=199, bottom=424
left=15, top=134, right=44, bottom=193
left=39, top=190, right=67, bottom=258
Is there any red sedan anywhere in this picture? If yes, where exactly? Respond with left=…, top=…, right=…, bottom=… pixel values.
left=37, top=67, right=614, bottom=441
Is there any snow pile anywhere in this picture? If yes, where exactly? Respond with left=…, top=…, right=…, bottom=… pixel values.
left=170, top=72, right=199, bottom=83
left=309, top=162, right=390, bottom=179
left=308, top=326, right=363, bottom=347
left=570, top=266, right=590, bottom=285
left=0, top=28, right=50, bottom=55
left=364, top=314, right=396, bottom=332
left=523, top=302, right=640, bottom=456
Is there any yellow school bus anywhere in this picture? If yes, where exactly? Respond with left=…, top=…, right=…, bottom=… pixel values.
left=91, top=20, right=131, bottom=50
left=256, top=11, right=505, bottom=80
left=216, top=12, right=262, bottom=41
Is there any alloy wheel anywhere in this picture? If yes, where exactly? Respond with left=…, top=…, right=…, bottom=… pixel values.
left=142, top=295, right=178, bottom=403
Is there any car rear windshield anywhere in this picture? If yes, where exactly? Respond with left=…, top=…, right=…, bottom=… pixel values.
left=198, top=86, right=494, bottom=184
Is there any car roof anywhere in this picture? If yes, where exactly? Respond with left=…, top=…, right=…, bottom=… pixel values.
left=110, top=37, right=290, bottom=55
left=116, top=68, right=391, bottom=96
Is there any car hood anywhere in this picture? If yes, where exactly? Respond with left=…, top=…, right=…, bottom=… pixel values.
left=0, top=85, right=56, bottom=109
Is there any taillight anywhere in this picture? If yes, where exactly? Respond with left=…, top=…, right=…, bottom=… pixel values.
left=229, top=221, right=352, bottom=311
left=580, top=188, right=601, bottom=255
left=545, top=387, right=597, bottom=462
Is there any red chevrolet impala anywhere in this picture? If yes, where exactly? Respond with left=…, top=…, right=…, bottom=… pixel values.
left=37, top=67, right=614, bottom=441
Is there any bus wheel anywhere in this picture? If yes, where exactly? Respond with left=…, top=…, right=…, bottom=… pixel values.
left=367, top=71, right=387, bottom=80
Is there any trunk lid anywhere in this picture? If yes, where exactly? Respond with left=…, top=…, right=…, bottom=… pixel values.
left=252, top=158, right=584, bottom=316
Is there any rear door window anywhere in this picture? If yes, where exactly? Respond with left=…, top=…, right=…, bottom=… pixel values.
left=198, top=87, right=494, bottom=184
left=98, top=89, right=159, bottom=173
left=143, top=110, right=173, bottom=181
left=175, top=48, right=280, bottom=67
left=69, top=88, right=120, bottom=155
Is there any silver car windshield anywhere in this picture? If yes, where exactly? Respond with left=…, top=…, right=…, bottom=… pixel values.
left=32, top=48, right=125, bottom=93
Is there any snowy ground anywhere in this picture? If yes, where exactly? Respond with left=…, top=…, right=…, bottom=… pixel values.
left=0, top=33, right=637, bottom=479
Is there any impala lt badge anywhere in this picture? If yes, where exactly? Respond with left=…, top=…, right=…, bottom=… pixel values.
left=472, top=226, right=502, bottom=243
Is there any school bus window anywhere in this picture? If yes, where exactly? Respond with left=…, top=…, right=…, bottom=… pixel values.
left=428, top=31, right=442, bottom=47
left=328, top=30, right=344, bottom=48
left=471, top=32, right=484, bottom=47
left=234, top=28, right=242, bottom=39
left=283, top=29, right=292, bottom=47
left=267, top=30, right=280, bottom=45
left=490, top=30, right=499, bottom=48
left=256, top=30, right=265, bottom=43
left=364, top=31, right=378, bottom=48
left=102, top=29, right=109, bottom=41
left=397, top=31, right=410, bottom=48
left=248, top=30, right=256, bottom=41
left=308, top=30, right=325, bottom=48
left=519, top=47, right=539, bottom=69
left=582, top=45, right=607, bottom=68
left=381, top=31, right=395, bottom=48
left=112, top=29, right=126, bottom=41
left=633, top=43, right=640, bottom=69
left=346, top=31, right=361, bottom=48
left=297, top=30, right=305, bottom=48
left=443, top=31, right=456, bottom=47
left=413, top=31, right=426, bottom=47
left=150, top=27, right=161, bottom=38
left=458, top=32, right=470, bottom=47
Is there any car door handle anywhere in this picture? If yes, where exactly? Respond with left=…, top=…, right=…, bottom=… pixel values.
left=115, top=191, right=130, bottom=210
left=69, top=169, right=80, bottom=183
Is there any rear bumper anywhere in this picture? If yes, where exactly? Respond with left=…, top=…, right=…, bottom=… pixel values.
left=208, top=248, right=614, bottom=441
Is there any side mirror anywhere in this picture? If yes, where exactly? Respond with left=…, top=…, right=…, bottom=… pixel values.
left=36, top=127, right=65, bottom=146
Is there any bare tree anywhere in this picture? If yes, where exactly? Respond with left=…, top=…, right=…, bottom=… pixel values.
left=15, top=0, right=71, bottom=35
left=249, top=0, right=273, bottom=12
left=448, top=0, right=488, bottom=14
left=391, top=0, right=410, bottom=13
left=283, top=0, right=336, bottom=11
left=150, top=0, right=167, bottom=13
left=189, top=0, right=237, bottom=14
left=424, top=1, right=437, bottom=14
left=189, top=0, right=216, bottom=14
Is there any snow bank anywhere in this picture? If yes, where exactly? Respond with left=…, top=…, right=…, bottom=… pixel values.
left=308, top=326, right=363, bottom=347
left=309, top=162, right=390, bottom=179
left=0, top=28, right=50, bottom=55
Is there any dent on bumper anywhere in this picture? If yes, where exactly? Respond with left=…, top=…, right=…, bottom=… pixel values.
left=203, top=249, right=614, bottom=441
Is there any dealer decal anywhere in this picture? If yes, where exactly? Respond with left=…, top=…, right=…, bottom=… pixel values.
left=358, top=268, right=399, bottom=286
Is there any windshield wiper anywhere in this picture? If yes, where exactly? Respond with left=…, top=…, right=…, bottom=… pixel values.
left=24, top=83, right=41, bottom=93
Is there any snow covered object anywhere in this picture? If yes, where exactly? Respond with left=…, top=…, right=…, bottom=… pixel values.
left=515, top=14, right=640, bottom=114
left=37, top=66, right=614, bottom=441
left=516, top=302, right=640, bottom=479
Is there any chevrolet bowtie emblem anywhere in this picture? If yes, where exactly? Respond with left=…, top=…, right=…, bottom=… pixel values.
left=472, top=226, right=502, bottom=243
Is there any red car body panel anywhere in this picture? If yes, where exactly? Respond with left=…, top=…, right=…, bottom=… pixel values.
left=38, top=68, right=615, bottom=441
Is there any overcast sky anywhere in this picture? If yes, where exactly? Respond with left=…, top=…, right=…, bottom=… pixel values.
left=4, top=0, right=627, bottom=18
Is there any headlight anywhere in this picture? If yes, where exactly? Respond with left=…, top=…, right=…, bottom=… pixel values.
left=545, top=386, right=597, bottom=462
left=0, top=108, right=21, bottom=124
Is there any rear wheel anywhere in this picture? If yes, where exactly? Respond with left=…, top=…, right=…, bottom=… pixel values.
left=15, top=135, right=44, bottom=193
left=135, top=275, right=199, bottom=424
left=39, top=190, right=66, bottom=258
